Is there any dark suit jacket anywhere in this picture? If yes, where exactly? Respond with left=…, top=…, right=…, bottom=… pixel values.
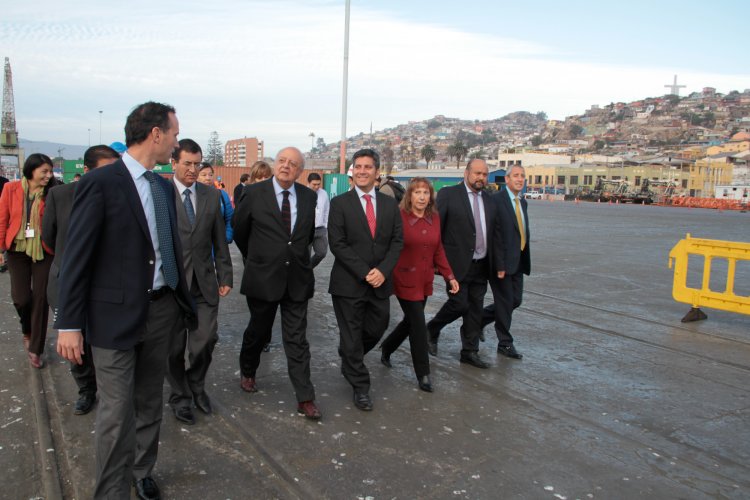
left=41, top=182, right=76, bottom=310
left=173, top=181, right=233, bottom=305
left=54, top=159, right=196, bottom=350
left=435, top=182, right=496, bottom=281
left=491, top=189, right=531, bottom=276
left=233, top=178, right=316, bottom=302
left=327, top=189, right=403, bottom=299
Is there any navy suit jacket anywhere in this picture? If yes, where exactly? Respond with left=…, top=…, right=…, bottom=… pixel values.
left=54, top=159, right=196, bottom=349
left=491, top=189, right=531, bottom=276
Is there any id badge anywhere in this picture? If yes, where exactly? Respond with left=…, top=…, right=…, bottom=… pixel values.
left=25, top=228, right=35, bottom=238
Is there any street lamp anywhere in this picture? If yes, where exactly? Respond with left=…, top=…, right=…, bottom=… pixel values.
left=309, top=132, right=315, bottom=151
left=99, top=110, right=103, bottom=143
left=88, top=128, right=91, bottom=147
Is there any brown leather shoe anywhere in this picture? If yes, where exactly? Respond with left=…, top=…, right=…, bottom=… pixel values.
left=240, top=376, right=257, bottom=393
left=297, top=400, right=322, bottom=420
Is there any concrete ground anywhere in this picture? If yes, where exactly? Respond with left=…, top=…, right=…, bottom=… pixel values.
left=1, top=200, right=749, bottom=499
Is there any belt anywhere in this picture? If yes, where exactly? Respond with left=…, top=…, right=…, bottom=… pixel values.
left=147, top=287, right=172, bottom=301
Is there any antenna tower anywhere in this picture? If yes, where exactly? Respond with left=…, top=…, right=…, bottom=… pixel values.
left=0, top=57, right=24, bottom=177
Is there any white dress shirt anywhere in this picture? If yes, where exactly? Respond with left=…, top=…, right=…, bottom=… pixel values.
left=272, top=176, right=297, bottom=232
left=314, top=188, right=330, bottom=228
left=465, top=182, right=487, bottom=260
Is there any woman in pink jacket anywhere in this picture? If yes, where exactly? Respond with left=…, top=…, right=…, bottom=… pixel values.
left=380, top=177, right=459, bottom=392
left=0, top=154, right=55, bottom=368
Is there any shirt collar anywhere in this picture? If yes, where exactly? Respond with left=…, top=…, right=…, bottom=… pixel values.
left=122, top=152, right=148, bottom=180
left=464, top=181, right=481, bottom=197
left=355, top=185, right=376, bottom=199
left=272, top=176, right=296, bottom=197
left=505, top=184, right=520, bottom=201
left=406, top=210, right=433, bottom=226
left=173, top=176, right=195, bottom=195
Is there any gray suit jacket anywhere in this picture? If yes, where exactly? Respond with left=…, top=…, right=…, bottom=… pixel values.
left=173, top=181, right=233, bottom=305
left=41, top=182, right=76, bottom=310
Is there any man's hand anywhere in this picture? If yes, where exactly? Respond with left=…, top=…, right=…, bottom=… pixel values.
left=57, top=330, right=84, bottom=365
left=218, top=285, right=232, bottom=297
left=447, top=279, right=460, bottom=294
left=497, top=270, right=506, bottom=279
left=365, top=268, right=386, bottom=288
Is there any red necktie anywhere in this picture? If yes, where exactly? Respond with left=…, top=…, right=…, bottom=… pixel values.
left=363, top=194, right=376, bottom=238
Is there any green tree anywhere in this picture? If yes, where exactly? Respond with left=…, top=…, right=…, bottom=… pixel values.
left=448, top=140, right=468, bottom=167
left=593, top=139, right=606, bottom=151
left=420, top=144, right=436, bottom=169
left=535, top=111, right=548, bottom=121
left=426, top=118, right=441, bottom=130
left=569, top=124, right=584, bottom=138
left=530, top=135, right=543, bottom=147
left=206, top=131, right=224, bottom=165
left=469, top=149, right=485, bottom=160
left=382, top=141, right=395, bottom=174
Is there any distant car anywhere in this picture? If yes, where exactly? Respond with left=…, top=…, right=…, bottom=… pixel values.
left=525, top=190, right=543, bottom=200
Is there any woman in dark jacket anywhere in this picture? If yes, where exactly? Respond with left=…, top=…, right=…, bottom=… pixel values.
left=380, top=177, right=459, bottom=392
left=0, top=154, right=56, bottom=368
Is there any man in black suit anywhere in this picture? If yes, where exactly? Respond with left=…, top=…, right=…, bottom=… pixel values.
left=234, top=146, right=322, bottom=420
left=328, top=148, right=403, bottom=411
left=166, top=139, right=232, bottom=425
left=55, top=102, right=196, bottom=500
left=233, top=173, right=249, bottom=207
left=426, top=158, right=496, bottom=369
left=42, top=144, right=119, bottom=415
left=482, top=165, right=530, bottom=360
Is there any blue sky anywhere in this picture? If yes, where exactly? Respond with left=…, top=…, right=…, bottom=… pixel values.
left=2, top=0, right=748, bottom=156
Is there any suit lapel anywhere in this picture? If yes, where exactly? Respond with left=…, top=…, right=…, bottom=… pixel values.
left=259, top=178, right=287, bottom=233
left=502, top=191, right=520, bottom=232
left=290, top=182, right=307, bottom=236
left=194, top=183, right=208, bottom=233
left=114, top=161, right=151, bottom=244
left=351, top=189, right=374, bottom=240
left=459, top=185, right=476, bottom=229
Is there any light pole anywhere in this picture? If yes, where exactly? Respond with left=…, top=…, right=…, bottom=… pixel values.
left=88, top=128, right=91, bottom=147
left=99, top=110, right=103, bottom=143
left=309, top=132, right=315, bottom=152
left=339, top=0, right=350, bottom=174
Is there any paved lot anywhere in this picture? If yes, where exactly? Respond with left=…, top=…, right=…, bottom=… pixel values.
left=1, top=200, right=749, bottom=499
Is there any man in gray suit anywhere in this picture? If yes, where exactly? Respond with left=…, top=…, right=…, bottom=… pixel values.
left=42, top=144, right=120, bottom=415
left=166, top=139, right=232, bottom=425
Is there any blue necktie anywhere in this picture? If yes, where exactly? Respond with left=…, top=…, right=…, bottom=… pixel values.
left=143, top=171, right=179, bottom=290
left=183, top=189, right=196, bottom=227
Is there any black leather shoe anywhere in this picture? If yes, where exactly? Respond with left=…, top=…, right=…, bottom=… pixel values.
left=74, top=393, right=96, bottom=415
left=134, top=476, right=161, bottom=500
left=194, top=393, right=212, bottom=415
left=497, top=345, right=523, bottom=359
left=460, top=352, right=490, bottom=369
left=353, top=392, right=373, bottom=411
left=173, top=406, right=195, bottom=425
left=380, top=350, right=392, bottom=368
left=417, top=375, right=433, bottom=392
left=479, top=330, right=485, bottom=342
left=427, top=341, right=438, bottom=357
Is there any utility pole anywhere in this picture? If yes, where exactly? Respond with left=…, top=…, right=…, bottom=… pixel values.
left=99, top=110, right=103, bottom=143
left=339, top=0, right=350, bottom=174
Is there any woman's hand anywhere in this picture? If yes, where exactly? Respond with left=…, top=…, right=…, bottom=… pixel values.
left=447, top=279, right=459, bottom=294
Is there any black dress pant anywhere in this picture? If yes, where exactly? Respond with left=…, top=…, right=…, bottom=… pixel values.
left=484, top=270, right=524, bottom=347
left=71, top=339, right=97, bottom=397
left=7, top=250, right=52, bottom=355
left=239, top=296, right=315, bottom=403
left=381, top=298, right=430, bottom=378
left=427, top=258, right=488, bottom=353
left=332, top=290, right=390, bottom=394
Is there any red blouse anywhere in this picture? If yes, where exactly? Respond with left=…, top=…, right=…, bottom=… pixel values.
left=391, top=209, right=455, bottom=301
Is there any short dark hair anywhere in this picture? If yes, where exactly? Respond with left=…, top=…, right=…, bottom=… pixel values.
left=239, top=173, right=250, bottom=183
left=124, top=101, right=176, bottom=147
left=23, top=153, right=53, bottom=180
left=351, top=148, right=380, bottom=169
left=83, top=145, right=119, bottom=170
left=466, top=158, right=486, bottom=171
left=198, top=162, right=214, bottom=174
left=249, top=161, right=272, bottom=182
left=307, top=172, right=321, bottom=182
left=172, top=138, right=202, bottom=161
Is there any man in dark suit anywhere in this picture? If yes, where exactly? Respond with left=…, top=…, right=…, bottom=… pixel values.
left=328, top=148, right=403, bottom=411
left=482, top=164, right=530, bottom=360
left=234, top=146, right=322, bottom=420
left=55, top=102, right=196, bottom=500
left=166, top=139, right=232, bottom=425
left=426, top=159, right=496, bottom=369
left=42, top=144, right=119, bottom=416
left=233, top=173, right=249, bottom=207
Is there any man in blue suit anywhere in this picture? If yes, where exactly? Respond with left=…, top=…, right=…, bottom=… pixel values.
left=55, top=102, right=195, bottom=500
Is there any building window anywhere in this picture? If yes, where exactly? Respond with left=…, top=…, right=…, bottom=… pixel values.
left=570, top=175, right=579, bottom=185
left=583, top=175, right=593, bottom=185
left=682, top=179, right=688, bottom=188
left=635, top=176, right=641, bottom=186
left=557, top=175, right=566, bottom=184
left=534, top=175, right=542, bottom=184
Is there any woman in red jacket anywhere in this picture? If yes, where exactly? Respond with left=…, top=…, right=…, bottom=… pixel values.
left=0, top=154, right=55, bottom=368
left=380, top=177, right=459, bottom=392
